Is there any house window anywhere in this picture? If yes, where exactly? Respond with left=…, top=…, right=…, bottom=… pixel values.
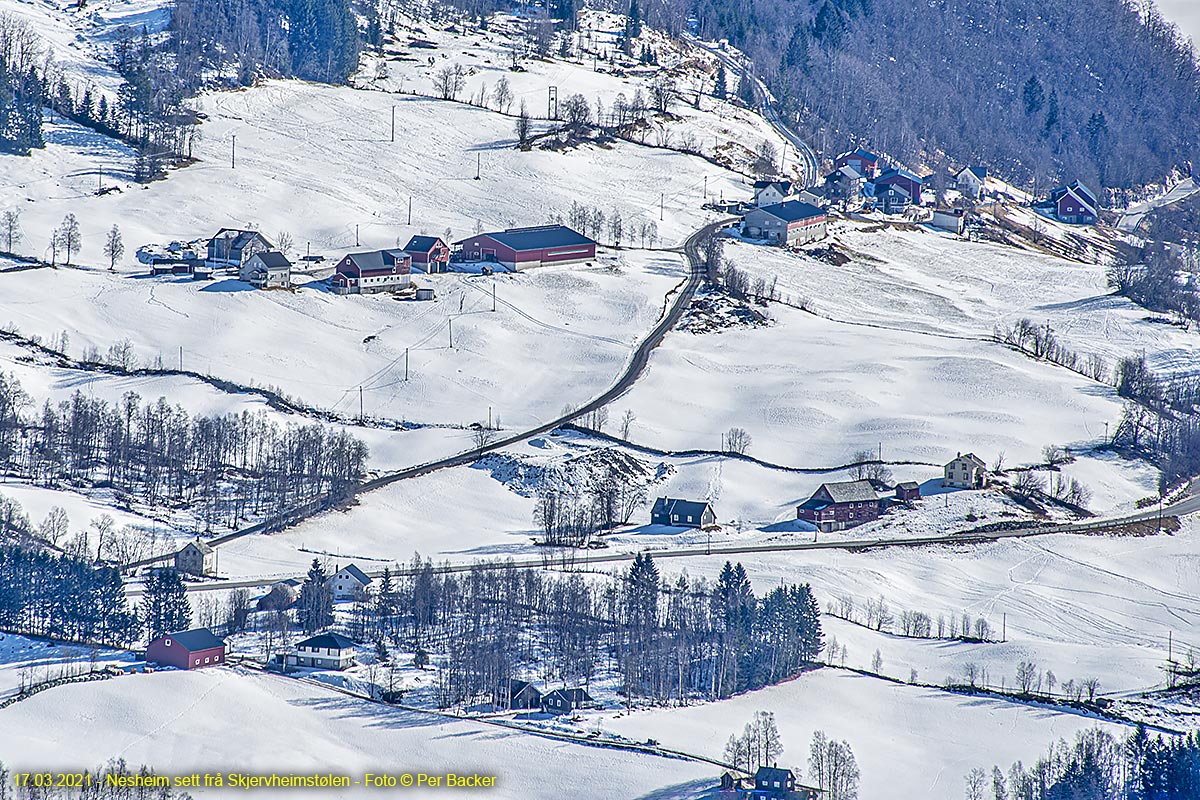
left=215, top=654, right=221, bottom=661
left=165, top=640, right=172, bottom=647
left=204, top=657, right=210, bottom=663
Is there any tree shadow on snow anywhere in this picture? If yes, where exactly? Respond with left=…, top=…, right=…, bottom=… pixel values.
left=634, top=777, right=719, bottom=799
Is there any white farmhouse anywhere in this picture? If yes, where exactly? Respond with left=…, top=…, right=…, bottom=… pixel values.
left=327, top=563, right=372, bottom=600
left=943, top=452, right=987, bottom=489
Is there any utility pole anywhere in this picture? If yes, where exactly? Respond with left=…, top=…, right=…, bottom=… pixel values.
left=231, top=135, right=236, bottom=169
left=475, top=152, right=481, bottom=180
left=98, top=165, right=102, bottom=193
left=449, top=318, right=454, bottom=349
left=391, top=106, right=396, bottom=143
left=359, top=387, right=364, bottom=421
left=1002, top=613, right=1006, bottom=642
left=355, top=224, right=360, bottom=246
left=178, top=346, right=183, bottom=371
left=492, top=280, right=496, bottom=311
left=404, top=347, right=409, bottom=380
left=703, top=175, right=707, bottom=199
left=488, top=406, right=492, bottom=430
left=407, top=196, right=412, bottom=226
left=660, top=193, right=664, bottom=221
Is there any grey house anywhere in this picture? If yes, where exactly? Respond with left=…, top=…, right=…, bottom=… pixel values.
left=240, top=250, right=292, bottom=289
left=206, top=228, right=273, bottom=268
left=651, top=497, right=716, bottom=528
left=174, top=539, right=215, bottom=577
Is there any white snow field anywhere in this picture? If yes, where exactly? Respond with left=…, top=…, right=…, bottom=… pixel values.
left=604, top=668, right=1129, bottom=800
left=0, top=667, right=714, bottom=799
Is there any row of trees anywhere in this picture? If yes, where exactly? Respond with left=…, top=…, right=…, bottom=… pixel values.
left=0, top=371, right=368, bottom=532
left=338, top=555, right=822, bottom=708
left=966, top=726, right=1200, bottom=800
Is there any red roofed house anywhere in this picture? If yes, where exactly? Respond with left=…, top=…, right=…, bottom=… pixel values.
left=146, top=628, right=227, bottom=670
left=404, top=236, right=451, bottom=273
left=331, top=249, right=412, bottom=295
left=454, top=225, right=597, bottom=271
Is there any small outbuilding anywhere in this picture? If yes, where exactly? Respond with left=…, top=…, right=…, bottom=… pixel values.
left=146, top=628, right=227, bottom=670
left=895, top=481, right=921, bottom=502
left=930, top=208, right=965, bottom=234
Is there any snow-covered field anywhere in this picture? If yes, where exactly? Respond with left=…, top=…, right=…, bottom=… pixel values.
left=0, top=666, right=715, bottom=798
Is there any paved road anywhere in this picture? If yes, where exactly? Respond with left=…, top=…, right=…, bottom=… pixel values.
left=136, top=495, right=1193, bottom=596
left=687, top=36, right=819, bottom=187
left=1117, top=178, right=1200, bottom=233
left=140, top=219, right=726, bottom=561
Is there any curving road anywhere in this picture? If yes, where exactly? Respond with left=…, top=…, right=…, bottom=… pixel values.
left=686, top=36, right=820, bottom=187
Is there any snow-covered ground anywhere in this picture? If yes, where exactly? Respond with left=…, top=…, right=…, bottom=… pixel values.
left=0, top=666, right=715, bottom=799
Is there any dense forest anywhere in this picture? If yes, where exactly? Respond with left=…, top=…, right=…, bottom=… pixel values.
left=335, top=555, right=823, bottom=707
left=678, top=0, right=1200, bottom=190
left=967, top=725, right=1200, bottom=800
left=0, top=371, right=368, bottom=535
left=169, top=0, right=362, bottom=87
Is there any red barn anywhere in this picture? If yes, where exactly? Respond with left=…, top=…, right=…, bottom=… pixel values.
left=454, top=225, right=597, bottom=271
left=796, top=479, right=881, bottom=532
left=403, top=235, right=451, bottom=273
left=146, top=628, right=227, bottom=670
left=873, top=166, right=926, bottom=205
left=331, top=249, right=412, bottom=295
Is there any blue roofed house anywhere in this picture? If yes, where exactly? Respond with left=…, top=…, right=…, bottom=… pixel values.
left=872, top=166, right=925, bottom=205
left=651, top=497, right=716, bottom=528
left=742, top=201, right=828, bottom=246
left=834, top=147, right=881, bottom=179
left=206, top=228, right=273, bottom=268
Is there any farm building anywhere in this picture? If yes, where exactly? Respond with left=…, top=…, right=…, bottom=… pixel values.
left=206, top=229, right=273, bottom=268
left=895, top=482, right=921, bottom=502
left=752, top=179, right=794, bottom=207
left=834, top=147, right=880, bottom=178
left=454, top=225, right=597, bottom=270
left=870, top=183, right=912, bottom=215
left=288, top=632, right=358, bottom=670
left=240, top=250, right=292, bottom=289
left=943, top=453, right=988, bottom=489
left=796, top=480, right=881, bottom=532
left=146, top=628, right=227, bottom=670
left=328, top=563, right=373, bottom=600
left=823, top=165, right=865, bottom=204
left=331, top=250, right=412, bottom=295
left=742, top=201, right=827, bottom=246
left=174, top=539, right=215, bottom=577
left=404, top=236, right=451, bottom=273
left=650, top=497, right=716, bottom=528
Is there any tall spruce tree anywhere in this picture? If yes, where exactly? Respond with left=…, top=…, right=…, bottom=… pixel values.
left=141, top=568, right=191, bottom=640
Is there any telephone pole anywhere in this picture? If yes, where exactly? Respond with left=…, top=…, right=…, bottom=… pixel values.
left=391, top=106, right=396, bottom=143
left=359, top=386, right=364, bottom=421
left=231, top=135, right=236, bottom=169
left=660, top=193, right=664, bottom=221
left=98, top=166, right=103, bottom=193
left=404, top=347, right=409, bottom=380
left=475, top=153, right=481, bottom=180
left=355, top=224, right=360, bottom=246
left=407, top=196, right=412, bottom=225
left=492, top=280, right=496, bottom=311
left=449, top=318, right=454, bottom=349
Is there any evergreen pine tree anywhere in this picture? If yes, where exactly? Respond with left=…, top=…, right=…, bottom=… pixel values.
left=713, top=65, right=727, bottom=99
left=140, top=568, right=190, bottom=640
left=298, top=558, right=334, bottom=633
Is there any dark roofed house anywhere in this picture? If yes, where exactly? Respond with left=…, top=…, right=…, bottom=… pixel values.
left=289, top=632, right=358, bottom=670
left=455, top=225, right=597, bottom=270
left=146, top=628, right=226, bottom=670
left=1043, top=180, right=1099, bottom=225
left=206, top=228, right=273, bottom=268
left=541, top=687, right=594, bottom=714
left=870, top=182, right=912, bottom=215
left=174, top=539, right=215, bottom=577
left=331, top=249, right=412, bottom=294
left=873, top=166, right=925, bottom=205
left=944, top=452, right=987, bottom=489
left=328, top=563, right=373, bottom=599
left=895, top=481, right=921, bottom=502
left=504, top=679, right=543, bottom=710
left=835, top=147, right=881, bottom=178
left=404, top=235, right=451, bottom=273
left=955, top=166, right=988, bottom=200
left=240, top=249, right=292, bottom=289
left=651, top=497, right=716, bottom=529
left=752, top=179, right=794, bottom=207
left=797, top=479, right=881, bottom=532
left=742, top=201, right=828, bottom=246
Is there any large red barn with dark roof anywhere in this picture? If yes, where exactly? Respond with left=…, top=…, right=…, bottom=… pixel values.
left=146, top=628, right=227, bottom=669
left=454, top=225, right=597, bottom=271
